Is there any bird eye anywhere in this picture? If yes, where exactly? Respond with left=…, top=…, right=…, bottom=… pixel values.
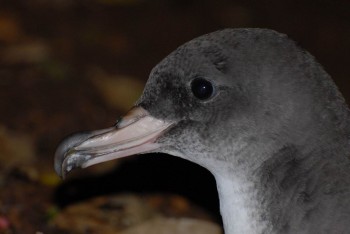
left=191, top=78, right=214, bottom=100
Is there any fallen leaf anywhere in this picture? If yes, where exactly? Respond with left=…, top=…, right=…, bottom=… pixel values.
left=54, top=194, right=156, bottom=234
left=121, top=217, right=222, bottom=234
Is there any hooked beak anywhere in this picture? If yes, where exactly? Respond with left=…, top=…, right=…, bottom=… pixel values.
left=54, top=106, right=174, bottom=179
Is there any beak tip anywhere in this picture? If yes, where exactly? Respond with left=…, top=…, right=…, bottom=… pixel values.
left=54, top=148, right=67, bottom=179
left=60, top=168, right=67, bottom=180
left=54, top=147, right=65, bottom=178
left=54, top=131, right=93, bottom=178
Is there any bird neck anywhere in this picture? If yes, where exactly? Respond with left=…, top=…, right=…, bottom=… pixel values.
left=214, top=173, right=272, bottom=234
left=213, top=134, right=350, bottom=234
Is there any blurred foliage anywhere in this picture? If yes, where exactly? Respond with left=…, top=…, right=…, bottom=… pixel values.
left=0, top=0, right=349, bottom=233
left=90, top=68, right=144, bottom=112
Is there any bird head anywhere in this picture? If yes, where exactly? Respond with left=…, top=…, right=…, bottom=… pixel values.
left=55, top=28, right=349, bottom=180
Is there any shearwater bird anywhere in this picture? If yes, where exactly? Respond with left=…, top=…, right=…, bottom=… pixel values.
left=54, top=28, right=350, bottom=234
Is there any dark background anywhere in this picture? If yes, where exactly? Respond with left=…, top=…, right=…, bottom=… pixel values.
left=0, top=0, right=349, bottom=233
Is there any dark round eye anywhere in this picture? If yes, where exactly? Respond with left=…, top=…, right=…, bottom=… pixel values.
left=191, top=78, right=214, bottom=100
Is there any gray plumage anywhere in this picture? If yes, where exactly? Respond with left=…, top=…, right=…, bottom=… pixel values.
left=55, top=28, right=350, bottom=234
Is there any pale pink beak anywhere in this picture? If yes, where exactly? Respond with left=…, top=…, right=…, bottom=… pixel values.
left=54, top=106, right=174, bottom=178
